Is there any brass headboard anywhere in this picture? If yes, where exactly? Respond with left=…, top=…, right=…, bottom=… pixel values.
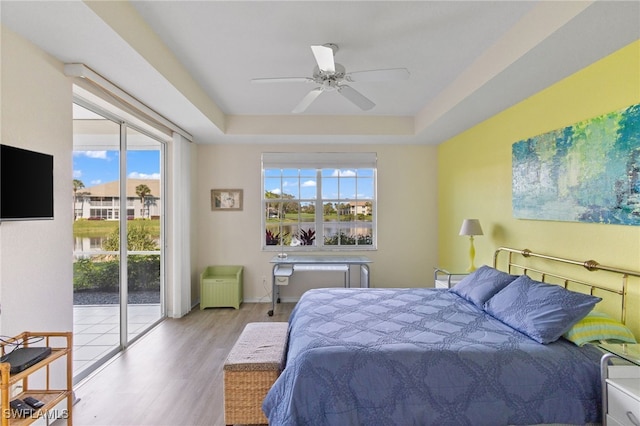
left=493, top=247, right=640, bottom=325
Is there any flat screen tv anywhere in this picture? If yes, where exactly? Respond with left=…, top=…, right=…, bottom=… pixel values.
left=0, top=144, right=54, bottom=221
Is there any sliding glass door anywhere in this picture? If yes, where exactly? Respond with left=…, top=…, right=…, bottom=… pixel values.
left=72, top=104, right=121, bottom=380
left=125, top=127, right=163, bottom=345
left=72, top=101, right=166, bottom=382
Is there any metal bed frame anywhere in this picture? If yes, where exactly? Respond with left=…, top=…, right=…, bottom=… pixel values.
left=493, top=247, right=640, bottom=325
left=493, top=247, right=640, bottom=425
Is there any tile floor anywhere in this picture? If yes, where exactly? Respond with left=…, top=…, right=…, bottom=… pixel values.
left=72, top=304, right=162, bottom=378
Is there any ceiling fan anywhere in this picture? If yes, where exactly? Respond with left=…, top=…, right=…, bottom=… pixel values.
left=251, top=43, right=410, bottom=113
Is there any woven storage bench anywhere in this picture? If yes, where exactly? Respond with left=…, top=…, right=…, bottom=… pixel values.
left=223, top=322, right=288, bottom=425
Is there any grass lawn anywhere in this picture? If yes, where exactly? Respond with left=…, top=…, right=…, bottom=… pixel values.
left=266, top=213, right=372, bottom=223
left=74, top=219, right=161, bottom=237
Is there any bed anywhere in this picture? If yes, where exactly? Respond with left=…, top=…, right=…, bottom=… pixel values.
left=262, top=247, right=639, bottom=425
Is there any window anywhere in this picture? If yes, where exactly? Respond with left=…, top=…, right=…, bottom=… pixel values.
left=262, top=153, right=376, bottom=251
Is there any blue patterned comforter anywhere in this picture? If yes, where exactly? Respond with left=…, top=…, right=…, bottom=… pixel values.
left=263, top=288, right=602, bottom=426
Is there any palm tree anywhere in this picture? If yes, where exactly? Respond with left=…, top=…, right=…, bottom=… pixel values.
left=364, top=201, right=373, bottom=216
left=73, top=179, right=85, bottom=220
left=135, top=184, right=152, bottom=219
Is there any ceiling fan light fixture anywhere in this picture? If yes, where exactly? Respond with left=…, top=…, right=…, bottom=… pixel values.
left=251, top=42, right=409, bottom=113
left=313, top=63, right=346, bottom=81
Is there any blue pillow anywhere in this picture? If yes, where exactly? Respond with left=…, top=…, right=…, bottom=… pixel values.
left=484, top=275, right=601, bottom=344
left=449, top=265, right=519, bottom=308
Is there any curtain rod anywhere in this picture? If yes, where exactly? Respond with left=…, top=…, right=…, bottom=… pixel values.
left=64, top=63, right=193, bottom=142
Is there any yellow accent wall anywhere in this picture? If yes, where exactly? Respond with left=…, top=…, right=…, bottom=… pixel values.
left=437, top=40, right=640, bottom=337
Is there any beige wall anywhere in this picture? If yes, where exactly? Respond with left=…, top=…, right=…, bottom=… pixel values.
left=0, top=26, right=74, bottom=336
left=0, top=26, right=195, bottom=329
left=195, top=143, right=438, bottom=302
left=437, top=40, right=640, bottom=336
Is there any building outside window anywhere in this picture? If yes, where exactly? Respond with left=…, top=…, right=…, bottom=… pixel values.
left=74, top=179, right=160, bottom=220
left=262, top=152, right=376, bottom=251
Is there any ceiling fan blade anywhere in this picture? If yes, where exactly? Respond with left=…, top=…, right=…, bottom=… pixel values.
left=338, top=85, right=375, bottom=111
left=251, top=77, right=313, bottom=84
left=292, top=88, right=323, bottom=113
left=345, top=68, right=410, bottom=82
left=311, top=45, right=335, bottom=73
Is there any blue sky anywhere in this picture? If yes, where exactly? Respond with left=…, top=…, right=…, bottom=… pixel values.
left=73, top=150, right=160, bottom=188
left=264, top=168, right=374, bottom=200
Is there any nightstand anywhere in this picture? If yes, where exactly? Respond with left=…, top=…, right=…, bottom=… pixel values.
left=433, top=267, right=468, bottom=289
left=599, top=343, right=640, bottom=426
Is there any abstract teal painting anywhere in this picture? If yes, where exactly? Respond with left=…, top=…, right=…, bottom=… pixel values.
left=512, top=103, right=640, bottom=225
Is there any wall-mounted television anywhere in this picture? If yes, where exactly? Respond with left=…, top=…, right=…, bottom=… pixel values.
left=0, top=144, right=54, bottom=221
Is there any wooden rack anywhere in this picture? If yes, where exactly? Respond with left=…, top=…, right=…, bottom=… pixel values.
left=0, top=332, right=72, bottom=426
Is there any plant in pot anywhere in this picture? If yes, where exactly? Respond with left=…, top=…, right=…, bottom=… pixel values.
left=298, top=228, right=316, bottom=245
left=265, top=229, right=287, bottom=246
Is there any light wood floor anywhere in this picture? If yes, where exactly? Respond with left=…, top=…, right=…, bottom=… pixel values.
left=61, top=302, right=294, bottom=426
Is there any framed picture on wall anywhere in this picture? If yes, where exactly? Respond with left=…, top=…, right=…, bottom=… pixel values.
left=211, top=189, right=243, bottom=211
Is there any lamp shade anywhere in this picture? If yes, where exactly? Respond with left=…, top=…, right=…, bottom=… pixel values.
left=459, top=219, right=483, bottom=236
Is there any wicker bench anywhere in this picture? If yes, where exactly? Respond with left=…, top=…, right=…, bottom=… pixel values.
left=223, top=322, right=288, bottom=425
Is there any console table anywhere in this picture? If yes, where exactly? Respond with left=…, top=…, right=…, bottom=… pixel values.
left=268, top=254, right=372, bottom=316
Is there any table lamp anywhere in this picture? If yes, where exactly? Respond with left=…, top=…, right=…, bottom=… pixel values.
left=459, top=219, right=483, bottom=272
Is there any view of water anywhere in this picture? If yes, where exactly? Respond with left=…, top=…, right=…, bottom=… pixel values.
left=74, top=236, right=161, bottom=253
left=270, top=223, right=373, bottom=246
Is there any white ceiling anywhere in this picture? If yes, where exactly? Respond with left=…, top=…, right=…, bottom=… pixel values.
left=1, top=1, right=638, bottom=145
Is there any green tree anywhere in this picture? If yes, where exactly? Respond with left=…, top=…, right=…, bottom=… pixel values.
left=135, top=184, right=152, bottom=218
left=301, top=203, right=315, bottom=214
left=323, top=202, right=335, bottom=215
left=103, top=222, right=159, bottom=252
left=264, top=191, right=280, bottom=199
left=73, top=179, right=85, bottom=220
left=364, top=201, right=373, bottom=216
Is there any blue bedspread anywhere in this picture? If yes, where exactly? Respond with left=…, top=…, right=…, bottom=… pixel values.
left=263, top=288, right=602, bottom=426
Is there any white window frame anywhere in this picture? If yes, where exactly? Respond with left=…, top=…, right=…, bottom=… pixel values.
left=262, top=152, right=377, bottom=251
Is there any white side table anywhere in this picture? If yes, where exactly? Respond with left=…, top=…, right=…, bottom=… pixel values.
left=433, top=267, right=468, bottom=289
left=599, top=343, right=640, bottom=426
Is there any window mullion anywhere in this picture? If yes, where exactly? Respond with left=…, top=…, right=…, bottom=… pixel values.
left=316, top=169, right=323, bottom=248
